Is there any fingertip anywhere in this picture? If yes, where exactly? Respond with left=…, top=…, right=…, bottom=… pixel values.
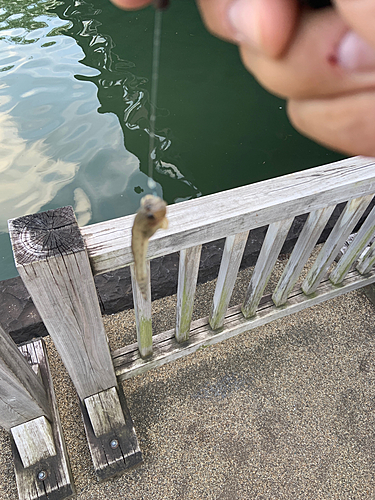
left=109, top=0, right=152, bottom=10
left=261, top=0, right=300, bottom=58
left=228, top=0, right=300, bottom=58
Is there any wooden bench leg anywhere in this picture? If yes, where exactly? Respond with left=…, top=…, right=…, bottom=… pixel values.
left=12, top=339, right=74, bottom=500
left=81, top=386, right=142, bottom=481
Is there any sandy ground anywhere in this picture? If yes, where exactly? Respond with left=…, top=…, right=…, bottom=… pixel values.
left=1, top=261, right=375, bottom=500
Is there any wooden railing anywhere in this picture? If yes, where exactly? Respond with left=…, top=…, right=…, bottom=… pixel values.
left=82, top=156, right=375, bottom=379
left=3, top=155, right=375, bottom=498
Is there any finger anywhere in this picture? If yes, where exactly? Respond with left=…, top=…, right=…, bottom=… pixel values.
left=196, top=0, right=299, bottom=56
left=109, top=0, right=152, bottom=10
left=196, top=0, right=237, bottom=43
left=288, top=91, right=375, bottom=156
left=236, top=8, right=375, bottom=100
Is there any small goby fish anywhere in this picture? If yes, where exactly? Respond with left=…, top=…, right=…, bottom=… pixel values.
left=131, top=195, right=168, bottom=298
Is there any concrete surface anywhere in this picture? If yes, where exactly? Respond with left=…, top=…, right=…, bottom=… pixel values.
left=1, top=263, right=375, bottom=499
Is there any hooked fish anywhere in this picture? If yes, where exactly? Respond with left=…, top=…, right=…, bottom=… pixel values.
left=131, top=195, right=168, bottom=298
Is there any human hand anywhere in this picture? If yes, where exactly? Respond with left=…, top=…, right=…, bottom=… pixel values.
left=110, top=0, right=375, bottom=157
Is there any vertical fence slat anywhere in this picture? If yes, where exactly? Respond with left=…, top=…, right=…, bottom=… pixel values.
left=131, top=262, right=153, bottom=358
left=175, top=245, right=202, bottom=343
left=0, top=325, right=50, bottom=432
left=330, top=204, right=375, bottom=284
left=8, top=207, right=117, bottom=402
left=209, top=231, right=249, bottom=330
left=272, top=206, right=335, bottom=306
left=242, top=218, right=294, bottom=319
left=302, top=195, right=373, bottom=295
left=357, top=241, right=375, bottom=275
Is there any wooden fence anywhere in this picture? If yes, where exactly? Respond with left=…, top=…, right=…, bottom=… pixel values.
left=3, top=156, right=375, bottom=499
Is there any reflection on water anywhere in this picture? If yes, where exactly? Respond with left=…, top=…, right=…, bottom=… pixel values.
left=55, top=0, right=201, bottom=201
left=0, top=0, right=202, bottom=280
left=0, top=0, right=344, bottom=281
left=0, top=100, right=77, bottom=229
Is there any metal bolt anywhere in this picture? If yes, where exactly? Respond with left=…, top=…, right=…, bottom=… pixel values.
left=37, top=470, right=47, bottom=481
left=110, top=439, right=119, bottom=449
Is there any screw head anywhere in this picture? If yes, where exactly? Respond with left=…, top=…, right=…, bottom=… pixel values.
left=37, top=470, right=47, bottom=481
left=110, top=439, right=119, bottom=449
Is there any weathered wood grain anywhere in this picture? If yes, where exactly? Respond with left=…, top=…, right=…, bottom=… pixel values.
left=357, top=241, right=375, bottom=275
left=112, top=267, right=375, bottom=381
left=272, top=206, right=335, bottom=306
left=11, top=416, right=56, bottom=469
left=80, top=383, right=142, bottom=481
left=9, top=208, right=117, bottom=401
left=84, top=386, right=126, bottom=438
left=130, top=262, right=153, bottom=358
left=242, top=218, right=294, bottom=318
left=302, top=195, right=373, bottom=295
left=209, top=232, right=249, bottom=330
left=80, top=157, right=375, bottom=275
left=176, top=245, right=202, bottom=342
left=330, top=203, right=375, bottom=284
left=0, top=324, right=50, bottom=432
left=12, top=339, right=74, bottom=500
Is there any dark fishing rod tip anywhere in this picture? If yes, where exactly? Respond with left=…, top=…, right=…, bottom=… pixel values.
left=154, top=0, right=169, bottom=10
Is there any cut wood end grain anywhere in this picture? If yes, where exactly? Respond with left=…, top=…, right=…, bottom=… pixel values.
left=8, top=206, right=85, bottom=265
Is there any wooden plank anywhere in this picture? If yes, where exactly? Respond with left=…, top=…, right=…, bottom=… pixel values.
left=12, top=339, right=74, bottom=500
left=302, top=195, right=373, bottom=295
left=0, top=325, right=50, bottom=432
left=84, top=387, right=126, bottom=438
left=8, top=207, right=117, bottom=401
left=242, top=218, right=294, bottom=318
left=209, top=232, right=249, bottom=330
left=330, top=204, right=375, bottom=284
left=357, top=241, right=375, bottom=275
left=80, top=383, right=142, bottom=481
left=272, top=206, right=335, bottom=306
left=112, top=267, right=375, bottom=382
left=11, top=416, right=56, bottom=469
left=175, top=245, right=202, bottom=342
left=80, top=157, right=375, bottom=276
left=130, top=262, right=153, bottom=358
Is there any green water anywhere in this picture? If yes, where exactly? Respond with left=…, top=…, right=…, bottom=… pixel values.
left=0, top=0, right=344, bottom=281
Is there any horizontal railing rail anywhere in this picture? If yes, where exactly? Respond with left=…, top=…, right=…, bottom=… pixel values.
left=81, top=156, right=375, bottom=275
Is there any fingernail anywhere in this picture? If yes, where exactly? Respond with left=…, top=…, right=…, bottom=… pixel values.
left=228, top=0, right=260, bottom=49
left=337, top=31, right=375, bottom=72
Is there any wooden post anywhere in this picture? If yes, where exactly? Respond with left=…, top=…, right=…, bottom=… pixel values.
left=209, top=232, right=249, bottom=330
left=130, top=262, right=153, bottom=357
left=8, top=207, right=116, bottom=401
left=242, top=218, right=294, bottom=318
left=330, top=203, right=375, bottom=284
left=302, top=195, right=373, bottom=295
left=8, top=207, right=142, bottom=480
left=357, top=241, right=375, bottom=275
left=175, top=245, right=202, bottom=342
left=0, top=327, right=74, bottom=500
left=272, top=206, right=335, bottom=306
left=12, top=339, right=74, bottom=500
left=0, top=325, right=50, bottom=432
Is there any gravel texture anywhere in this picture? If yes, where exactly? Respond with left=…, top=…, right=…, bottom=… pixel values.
left=1, top=258, right=375, bottom=499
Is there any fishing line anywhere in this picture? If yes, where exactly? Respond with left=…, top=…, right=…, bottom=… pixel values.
left=147, top=8, right=163, bottom=194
